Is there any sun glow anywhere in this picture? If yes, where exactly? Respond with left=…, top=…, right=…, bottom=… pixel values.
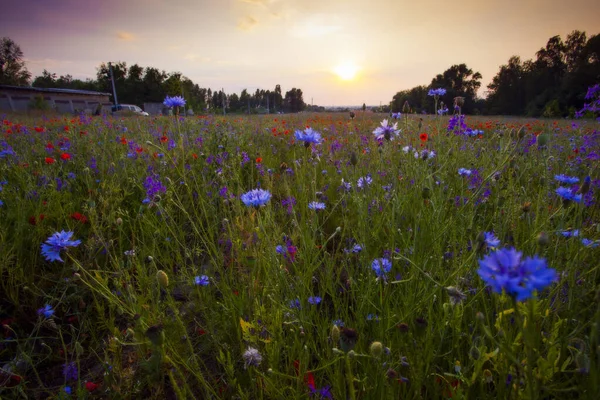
left=333, top=63, right=359, bottom=81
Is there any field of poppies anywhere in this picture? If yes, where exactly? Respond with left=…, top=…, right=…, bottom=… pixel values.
left=0, top=105, right=599, bottom=399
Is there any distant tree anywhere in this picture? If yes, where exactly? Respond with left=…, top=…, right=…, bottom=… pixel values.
left=97, top=61, right=127, bottom=103
left=0, top=37, right=31, bottom=85
left=32, top=70, right=57, bottom=88
left=273, top=84, right=283, bottom=112
left=486, top=56, right=526, bottom=115
left=391, top=86, right=428, bottom=113
left=430, top=64, right=482, bottom=114
left=362, top=103, right=366, bottom=111
left=142, top=67, right=167, bottom=102
left=284, top=88, right=305, bottom=112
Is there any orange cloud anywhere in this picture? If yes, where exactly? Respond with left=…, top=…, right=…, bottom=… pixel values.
left=116, top=31, right=135, bottom=41
left=237, top=16, right=258, bottom=31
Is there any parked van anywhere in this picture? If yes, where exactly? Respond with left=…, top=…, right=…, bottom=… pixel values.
left=111, top=104, right=149, bottom=116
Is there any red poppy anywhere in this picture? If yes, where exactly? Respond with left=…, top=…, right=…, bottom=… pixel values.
left=71, top=212, right=88, bottom=224
left=60, top=153, right=71, bottom=161
left=46, top=142, right=54, bottom=150
left=45, top=157, right=56, bottom=165
left=120, top=136, right=127, bottom=145
left=63, top=126, right=70, bottom=132
left=419, top=133, right=428, bottom=142
left=192, top=153, right=198, bottom=159
left=34, top=127, right=45, bottom=133
left=256, top=157, right=263, bottom=163
left=85, top=382, right=99, bottom=392
left=160, top=135, right=168, bottom=143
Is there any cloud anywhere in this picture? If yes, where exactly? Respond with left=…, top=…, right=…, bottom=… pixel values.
left=237, top=16, right=258, bottom=31
left=238, top=0, right=272, bottom=6
left=116, top=31, right=136, bottom=41
left=183, top=53, right=212, bottom=63
left=288, top=15, right=343, bottom=38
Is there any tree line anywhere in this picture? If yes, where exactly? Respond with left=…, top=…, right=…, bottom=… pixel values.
left=2, top=32, right=599, bottom=116
left=390, top=30, right=599, bottom=117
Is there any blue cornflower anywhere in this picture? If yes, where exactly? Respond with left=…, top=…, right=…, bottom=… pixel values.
left=428, top=88, right=446, bottom=97
left=483, top=232, right=500, bottom=249
left=477, top=248, right=557, bottom=302
left=0, top=199, right=3, bottom=207
left=391, top=112, right=401, bottom=119
left=63, top=362, right=78, bottom=381
left=344, top=243, right=363, bottom=254
left=40, top=231, right=81, bottom=262
left=357, top=175, right=372, bottom=188
left=37, top=304, right=55, bottom=318
left=308, top=201, right=326, bottom=210
left=458, top=168, right=472, bottom=177
left=143, top=175, right=166, bottom=203
left=294, top=128, right=322, bottom=146
left=554, top=174, right=579, bottom=184
left=163, top=95, right=186, bottom=108
left=560, top=229, right=580, bottom=238
left=310, top=385, right=333, bottom=399
left=555, top=186, right=582, bottom=203
left=582, top=238, right=599, bottom=248
left=373, top=119, right=400, bottom=141
left=332, top=319, right=344, bottom=327
left=308, top=296, right=322, bottom=305
left=64, top=386, right=72, bottom=395
left=194, top=275, right=210, bottom=286
left=241, top=188, right=272, bottom=207
left=371, top=258, right=392, bottom=278
left=366, top=313, right=380, bottom=321
left=289, top=299, right=301, bottom=309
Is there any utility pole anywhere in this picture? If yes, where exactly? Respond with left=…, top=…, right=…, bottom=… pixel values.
left=109, top=62, right=118, bottom=107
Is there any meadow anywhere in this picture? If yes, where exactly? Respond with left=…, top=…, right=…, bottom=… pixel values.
left=0, top=109, right=599, bottom=399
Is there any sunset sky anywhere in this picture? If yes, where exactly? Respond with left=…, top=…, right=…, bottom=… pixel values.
left=2, top=0, right=599, bottom=106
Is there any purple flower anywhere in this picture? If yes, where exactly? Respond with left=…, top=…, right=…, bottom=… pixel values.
left=555, top=186, right=582, bottom=203
left=310, top=385, right=333, bottom=399
left=241, top=188, right=272, bottom=207
left=143, top=175, right=166, bottom=203
left=428, top=88, right=446, bottom=97
left=41, top=231, right=81, bottom=262
left=163, top=95, right=186, bottom=108
left=458, top=168, right=472, bottom=177
left=37, top=304, right=55, bottom=318
left=371, top=258, right=392, bottom=278
left=477, top=248, right=557, bottom=301
left=581, top=238, right=599, bottom=248
left=373, top=119, right=400, bottom=141
left=294, top=128, right=322, bottom=145
left=63, top=362, right=78, bottom=381
left=194, top=275, right=210, bottom=286
left=308, top=201, right=326, bottom=210
left=357, top=175, right=372, bottom=188
left=483, top=232, right=500, bottom=249
left=243, top=347, right=262, bottom=369
left=308, top=296, right=322, bottom=305
left=554, top=174, right=579, bottom=184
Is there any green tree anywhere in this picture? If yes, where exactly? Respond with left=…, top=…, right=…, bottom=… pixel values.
left=430, top=64, right=482, bottom=114
left=0, top=37, right=31, bottom=85
left=32, top=70, right=57, bottom=88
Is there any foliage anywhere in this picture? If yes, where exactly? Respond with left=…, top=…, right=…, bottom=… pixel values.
left=0, top=37, right=31, bottom=86
left=486, top=31, right=600, bottom=117
left=0, top=109, right=599, bottom=398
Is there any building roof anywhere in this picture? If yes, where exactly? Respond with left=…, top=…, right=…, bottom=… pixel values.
left=0, top=85, right=111, bottom=97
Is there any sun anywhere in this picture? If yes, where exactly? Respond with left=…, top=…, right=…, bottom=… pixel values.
left=333, top=63, right=359, bottom=81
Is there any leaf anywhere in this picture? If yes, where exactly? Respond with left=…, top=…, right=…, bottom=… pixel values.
left=240, top=318, right=256, bottom=342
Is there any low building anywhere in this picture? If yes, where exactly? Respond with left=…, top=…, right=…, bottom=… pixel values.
left=0, top=85, right=112, bottom=113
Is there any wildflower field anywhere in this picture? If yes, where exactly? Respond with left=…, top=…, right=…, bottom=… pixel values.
left=0, top=108, right=599, bottom=399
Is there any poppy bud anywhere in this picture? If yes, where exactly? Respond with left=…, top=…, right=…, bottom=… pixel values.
left=156, top=270, right=169, bottom=288
left=370, top=341, right=383, bottom=358
left=331, top=325, right=340, bottom=344
left=537, top=232, right=549, bottom=247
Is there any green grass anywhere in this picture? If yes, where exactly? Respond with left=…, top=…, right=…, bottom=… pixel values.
left=0, top=112, right=599, bottom=399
